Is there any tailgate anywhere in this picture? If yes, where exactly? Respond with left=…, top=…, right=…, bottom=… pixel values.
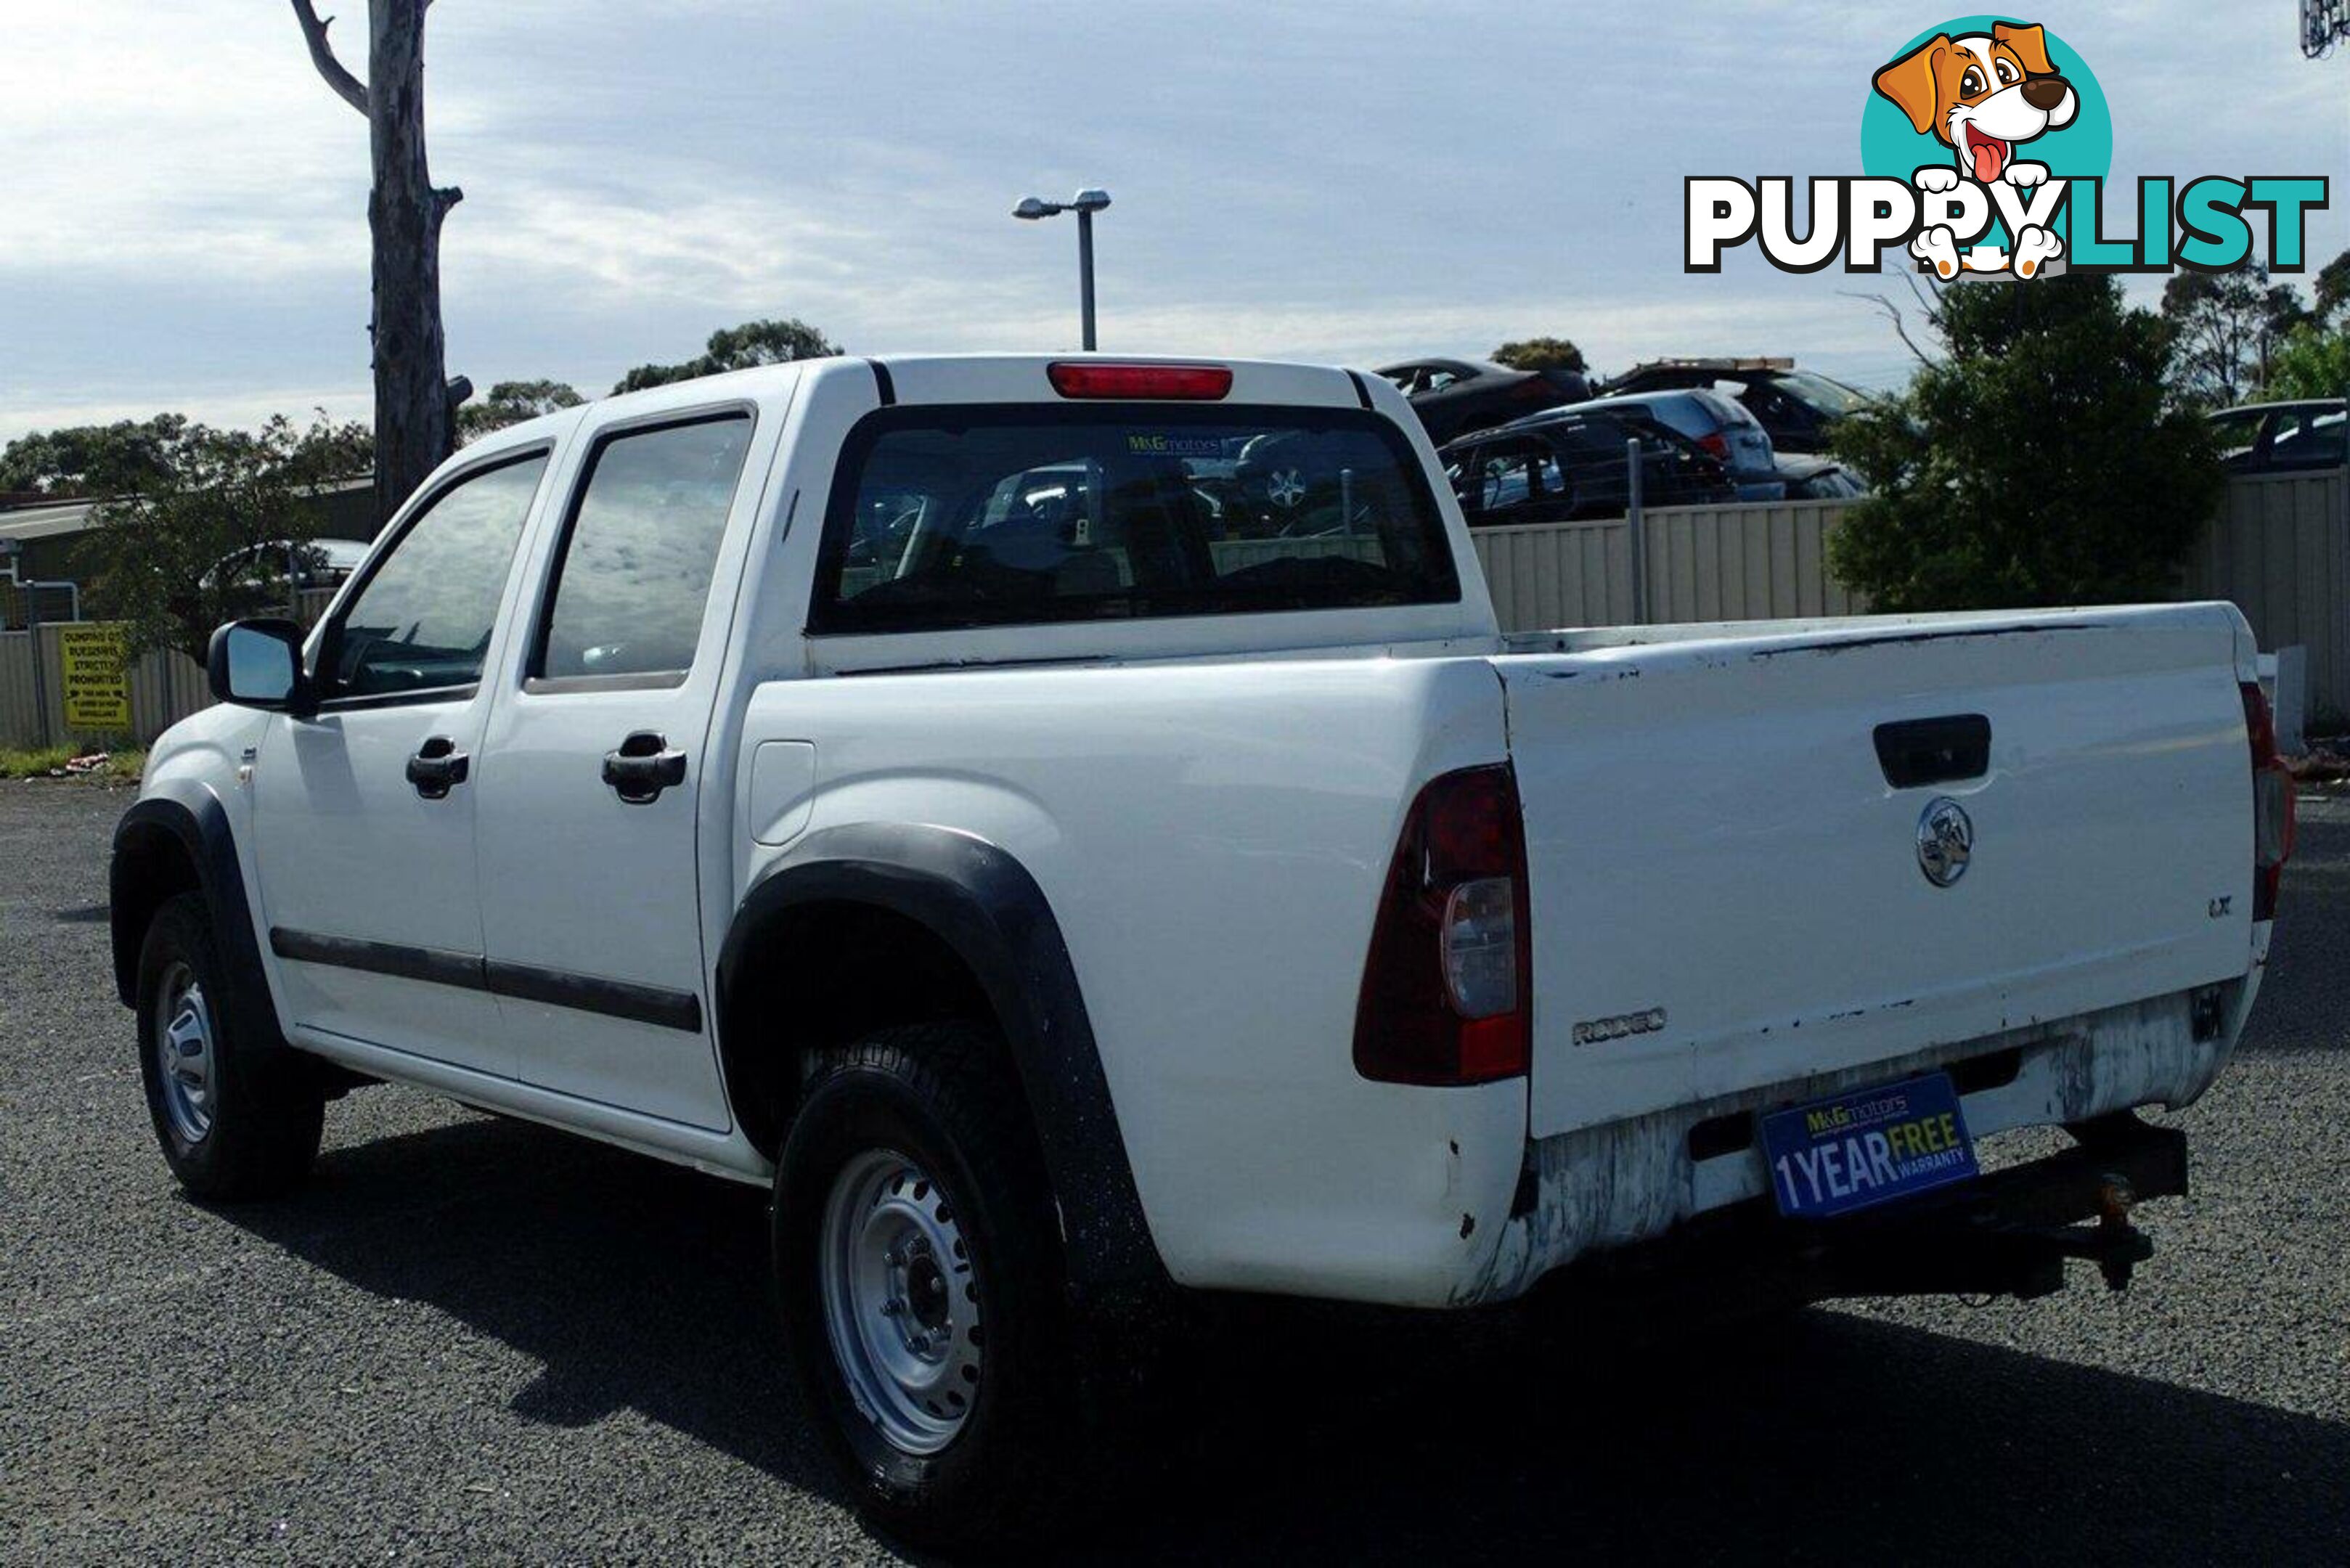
left=1498, top=605, right=2257, bottom=1140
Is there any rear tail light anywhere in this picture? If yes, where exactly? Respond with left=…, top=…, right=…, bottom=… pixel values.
left=1695, top=431, right=1731, bottom=460
left=1353, top=764, right=1532, bottom=1085
left=1510, top=377, right=1559, bottom=401
left=1047, top=362, right=1232, bottom=400
left=2241, top=681, right=2296, bottom=920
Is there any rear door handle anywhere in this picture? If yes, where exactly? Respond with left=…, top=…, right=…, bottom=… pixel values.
left=405, top=736, right=470, bottom=799
left=603, top=732, right=688, bottom=804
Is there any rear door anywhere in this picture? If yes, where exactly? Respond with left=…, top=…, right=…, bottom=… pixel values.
left=473, top=407, right=767, bottom=1130
left=1496, top=608, right=2256, bottom=1140
left=1461, top=436, right=1572, bottom=526
left=1546, top=421, right=1634, bottom=515
left=2261, top=404, right=2347, bottom=471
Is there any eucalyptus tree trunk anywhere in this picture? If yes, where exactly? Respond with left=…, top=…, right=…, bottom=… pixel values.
left=292, top=0, right=464, bottom=526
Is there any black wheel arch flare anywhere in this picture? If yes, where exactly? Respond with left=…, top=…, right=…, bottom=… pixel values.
left=110, top=790, right=288, bottom=1055
left=717, top=822, right=1167, bottom=1296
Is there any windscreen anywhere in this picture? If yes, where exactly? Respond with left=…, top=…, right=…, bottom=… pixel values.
left=808, top=405, right=1459, bottom=634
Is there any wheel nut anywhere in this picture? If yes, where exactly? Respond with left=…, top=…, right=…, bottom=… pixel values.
left=881, top=1299, right=905, bottom=1318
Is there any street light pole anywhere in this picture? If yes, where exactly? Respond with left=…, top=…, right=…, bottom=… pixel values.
left=1076, top=206, right=1098, bottom=351
left=1014, top=188, right=1111, bottom=351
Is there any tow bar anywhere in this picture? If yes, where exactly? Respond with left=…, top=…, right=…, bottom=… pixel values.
left=1529, top=1113, right=2188, bottom=1327
left=1800, top=1112, right=2182, bottom=1302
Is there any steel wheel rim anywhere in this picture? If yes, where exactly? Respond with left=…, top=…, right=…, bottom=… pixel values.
left=817, top=1147, right=983, bottom=1455
left=154, top=961, right=216, bottom=1145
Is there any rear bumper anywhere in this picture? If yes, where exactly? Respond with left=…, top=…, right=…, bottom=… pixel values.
left=1459, top=969, right=2259, bottom=1306
left=1517, top=1112, right=2189, bottom=1327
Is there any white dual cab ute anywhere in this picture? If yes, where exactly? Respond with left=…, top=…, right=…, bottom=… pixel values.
left=114, top=354, right=2292, bottom=1544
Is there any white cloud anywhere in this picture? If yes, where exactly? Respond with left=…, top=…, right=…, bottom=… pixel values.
left=0, top=1, right=2339, bottom=443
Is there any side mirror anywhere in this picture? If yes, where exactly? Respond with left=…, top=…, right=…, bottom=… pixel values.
left=206, top=618, right=315, bottom=715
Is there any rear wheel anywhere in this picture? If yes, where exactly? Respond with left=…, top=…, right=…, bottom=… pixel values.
left=135, top=891, right=324, bottom=1199
left=773, top=1022, right=1083, bottom=1548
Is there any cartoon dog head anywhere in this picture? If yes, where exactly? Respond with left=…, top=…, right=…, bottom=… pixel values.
left=1874, top=21, right=2078, bottom=184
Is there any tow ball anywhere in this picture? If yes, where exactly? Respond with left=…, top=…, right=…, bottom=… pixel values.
left=2092, top=1175, right=2147, bottom=1291
left=1992, top=1175, right=2152, bottom=1294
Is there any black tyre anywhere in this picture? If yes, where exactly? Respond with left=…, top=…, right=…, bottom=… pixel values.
left=135, top=890, right=324, bottom=1200
left=773, top=1021, right=1084, bottom=1549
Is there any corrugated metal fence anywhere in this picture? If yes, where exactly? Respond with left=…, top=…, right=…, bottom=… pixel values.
left=1471, top=497, right=1862, bottom=629
left=1471, top=467, right=2350, bottom=721
left=2, top=475, right=2345, bottom=748
left=2184, top=467, right=2350, bottom=725
left=0, top=587, right=335, bottom=751
left=0, top=631, right=209, bottom=750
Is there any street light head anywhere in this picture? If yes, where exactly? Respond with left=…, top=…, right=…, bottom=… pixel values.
left=1013, top=197, right=1060, bottom=220
left=1070, top=188, right=1111, bottom=213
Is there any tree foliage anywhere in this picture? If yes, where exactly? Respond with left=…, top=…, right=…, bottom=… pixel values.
left=2264, top=324, right=2350, bottom=401
left=2160, top=258, right=2312, bottom=408
left=0, top=415, right=192, bottom=499
left=611, top=319, right=841, bottom=394
left=1490, top=336, right=1587, bottom=373
left=1828, top=275, right=2222, bottom=613
left=457, top=379, right=586, bottom=442
left=78, top=413, right=372, bottom=664
left=2314, top=249, right=2350, bottom=327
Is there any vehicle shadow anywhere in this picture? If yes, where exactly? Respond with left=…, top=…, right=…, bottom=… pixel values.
left=219, top=1111, right=2350, bottom=1565
left=215, top=1113, right=842, bottom=1504
left=1081, top=1300, right=2350, bottom=1566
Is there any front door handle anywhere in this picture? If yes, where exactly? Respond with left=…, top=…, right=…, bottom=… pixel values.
left=405, top=736, right=470, bottom=800
left=603, top=732, right=688, bottom=804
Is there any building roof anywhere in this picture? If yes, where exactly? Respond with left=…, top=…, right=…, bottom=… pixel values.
left=0, top=478, right=373, bottom=548
left=0, top=498, right=104, bottom=546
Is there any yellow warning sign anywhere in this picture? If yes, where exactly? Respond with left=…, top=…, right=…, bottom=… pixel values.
left=59, top=622, right=132, bottom=732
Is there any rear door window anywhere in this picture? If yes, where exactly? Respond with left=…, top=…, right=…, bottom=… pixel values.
left=2264, top=407, right=2346, bottom=469
left=534, top=414, right=754, bottom=682
left=1480, top=444, right=1538, bottom=512
left=811, top=407, right=1459, bottom=634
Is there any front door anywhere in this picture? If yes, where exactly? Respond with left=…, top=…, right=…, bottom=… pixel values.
left=254, top=450, right=552, bottom=1078
left=475, top=411, right=762, bottom=1130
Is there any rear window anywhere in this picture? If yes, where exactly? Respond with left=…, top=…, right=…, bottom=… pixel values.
left=808, top=405, right=1460, bottom=634
left=1693, top=390, right=1757, bottom=427
left=1776, top=369, right=1867, bottom=415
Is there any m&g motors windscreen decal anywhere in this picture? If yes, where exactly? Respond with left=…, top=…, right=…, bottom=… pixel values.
left=1684, top=16, right=2329, bottom=282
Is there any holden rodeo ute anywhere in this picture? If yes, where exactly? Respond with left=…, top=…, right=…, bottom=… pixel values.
left=110, top=354, right=2291, bottom=1546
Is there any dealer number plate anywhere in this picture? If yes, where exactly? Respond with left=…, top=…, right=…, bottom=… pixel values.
left=1761, top=1071, right=1979, bottom=1220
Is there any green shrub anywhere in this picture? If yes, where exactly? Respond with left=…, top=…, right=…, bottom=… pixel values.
left=1829, top=275, right=2224, bottom=612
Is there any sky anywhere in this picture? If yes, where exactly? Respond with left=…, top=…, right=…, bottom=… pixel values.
left=1, top=1, right=2344, bottom=444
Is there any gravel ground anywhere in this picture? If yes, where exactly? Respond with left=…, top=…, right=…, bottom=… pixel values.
left=2, top=782, right=2345, bottom=1564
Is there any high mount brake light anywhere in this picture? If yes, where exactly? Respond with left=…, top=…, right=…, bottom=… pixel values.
left=1046, top=362, right=1233, bottom=400
left=2241, top=681, right=2295, bottom=921
left=1353, top=764, right=1532, bottom=1086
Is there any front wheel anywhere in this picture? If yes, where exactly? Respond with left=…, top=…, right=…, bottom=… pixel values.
left=773, top=1023, right=1084, bottom=1548
left=135, top=891, right=324, bottom=1199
